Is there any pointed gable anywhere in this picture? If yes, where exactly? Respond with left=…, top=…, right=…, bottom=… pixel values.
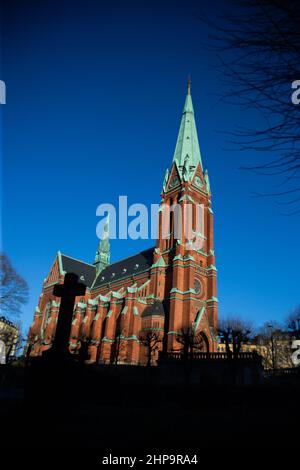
left=44, top=253, right=62, bottom=286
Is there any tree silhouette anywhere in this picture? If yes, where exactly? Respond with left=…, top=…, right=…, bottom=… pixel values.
left=218, top=316, right=253, bottom=359
left=0, top=253, right=28, bottom=317
left=286, top=305, right=300, bottom=339
left=255, top=321, right=293, bottom=369
left=139, top=330, right=162, bottom=366
left=206, top=0, right=300, bottom=212
left=176, top=326, right=208, bottom=359
left=110, top=315, right=126, bottom=365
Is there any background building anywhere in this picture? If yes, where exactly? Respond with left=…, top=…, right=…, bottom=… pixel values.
left=0, top=316, right=19, bottom=363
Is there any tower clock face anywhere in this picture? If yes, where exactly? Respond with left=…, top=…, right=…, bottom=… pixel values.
left=194, top=176, right=203, bottom=188
left=169, top=175, right=179, bottom=188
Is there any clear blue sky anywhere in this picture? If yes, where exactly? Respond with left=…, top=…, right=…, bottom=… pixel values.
left=1, top=0, right=299, bottom=334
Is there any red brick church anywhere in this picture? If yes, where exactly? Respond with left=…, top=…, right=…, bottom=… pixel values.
left=29, top=83, right=218, bottom=364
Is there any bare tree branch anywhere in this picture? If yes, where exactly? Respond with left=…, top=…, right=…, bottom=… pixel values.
left=286, top=305, right=300, bottom=338
left=0, top=253, right=29, bottom=317
left=255, top=320, right=293, bottom=369
left=218, top=316, right=253, bottom=359
left=204, top=0, right=300, bottom=207
left=176, top=325, right=208, bottom=358
left=139, top=330, right=162, bottom=366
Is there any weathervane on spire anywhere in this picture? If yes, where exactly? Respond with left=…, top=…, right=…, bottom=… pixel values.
left=187, top=75, right=192, bottom=95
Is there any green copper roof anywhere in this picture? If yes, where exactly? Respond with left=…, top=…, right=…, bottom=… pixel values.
left=172, top=85, right=203, bottom=180
left=94, top=215, right=110, bottom=275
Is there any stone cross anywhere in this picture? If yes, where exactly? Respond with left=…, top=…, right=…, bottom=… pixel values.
left=51, top=273, right=86, bottom=355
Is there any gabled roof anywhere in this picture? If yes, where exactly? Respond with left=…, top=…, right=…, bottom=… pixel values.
left=93, top=247, right=154, bottom=288
left=60, top=253, right=96, bottom=288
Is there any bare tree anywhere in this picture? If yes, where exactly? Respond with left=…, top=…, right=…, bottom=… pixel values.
left=139, top=330, right=162, bottom=367
left=110, top=316, right=126, bottom=365
left=11, top=320, right=24, bottom=358
left=206, top=0, right=300, bottom=211
left=255, top=321, right=293, bottom=369
left=77, top=321, right=93, bottom=363
left=286, top=305, right=300, bottom=338
left=0, top=253, right=29, bottom=317
left=218, top=316, right=253, bottom=359
left=176, top=325, right=208, bottom=359
left=24, top=329, right=40, bottom=365
left=111, top=332, right=124, bottom=365
left=174, top=326, right=208, bottom=385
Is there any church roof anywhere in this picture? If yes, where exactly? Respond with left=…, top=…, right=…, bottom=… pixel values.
left=172, top=82, right=203, bottom=180
left=93, top=247, right=154, bottom=288
left=60, top=254, right=96, bottom=288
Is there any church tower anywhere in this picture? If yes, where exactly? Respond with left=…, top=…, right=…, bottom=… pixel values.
left=156, top=80, right=218, bottom=352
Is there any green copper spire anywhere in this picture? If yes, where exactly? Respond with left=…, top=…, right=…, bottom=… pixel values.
left=172, top=80, right=203, bottom=181
left=94, top=215, right=110, bottom=275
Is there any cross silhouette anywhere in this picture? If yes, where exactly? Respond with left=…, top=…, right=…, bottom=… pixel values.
left=51, top=273, right=86, bottom=355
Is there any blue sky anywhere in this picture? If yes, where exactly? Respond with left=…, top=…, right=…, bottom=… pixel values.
left=1, top=0, right=299, bottom=333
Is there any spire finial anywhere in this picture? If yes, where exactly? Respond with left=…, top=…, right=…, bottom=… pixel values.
left=187, top=75, right=191, bottom=95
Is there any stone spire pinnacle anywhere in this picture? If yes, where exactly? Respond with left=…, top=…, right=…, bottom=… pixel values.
left=172, top=82, right=203, bottom=180
left=94, top=215, right=110, bottom=275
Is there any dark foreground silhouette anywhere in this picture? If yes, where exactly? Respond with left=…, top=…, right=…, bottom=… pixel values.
left=0, top=361, right=299, bottom=458
left=2, top=272, right=297, bottom=458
